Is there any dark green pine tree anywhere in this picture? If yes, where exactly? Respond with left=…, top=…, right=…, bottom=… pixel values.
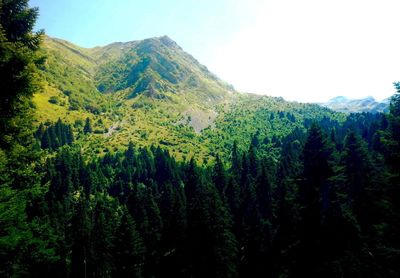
left=248, top=143, right=259, bottom=180
left=185, top=175, right=238, bottom=278
left=128, top=185, right=163, bottom=277
left=38, top=120, right=74, bottom=150
left=251, top=132, right=260, bottom=148
left=273, top=180, right=298, bottom=275
left=125, top=141, right=136, bottom=163
left=137, top=147, right=155, bottom=182
left=386, top=83, right=400, bottom=200
left=49, top=125, right=59, bottom=148
left=0, top=0, right=43, bottom=149
left=342, top=131, right=372, bottom=224
left=316, top=130, right=374, bottom=277
left=295, top=123, right=334, bottom=276
left=142, top=187, right=163, bottom=276
left=274, top=129, right=305, bottom=274
left=212, top=154, right=227, bottom=195
left=88, top=196, right=116, bottom=278
left=41, top=129, right=52, bottom=150
left=113, top=207, right=145, bottom=278
left=184, top=158, right=200, bottom=205
left=154, top=146, right=173, bottom=184
left=240, top=152, right=250, bottom=189
left=230, top=140, right=241, bottom=178
left=256, top=161, right=272, bottom=221
left=66, top=124, right=74, bottom=144
left=239, top=179, right=271, bottom=277
left=35, top=122, right=45, bottom=140
left=159, top=182, right=187, bottom=276
left=277, top=129, right=304, bottom=183
left=225, top=176, right=241, bottom=235
left=380, top=83, right=400, bottom=273
left=301, top=124, right=334, bottom=213
left=0, top=1, right=51, bottom=275
left=83, top=117, right=93, bottom=134
left=55, top=118, right=65, bottom=145
left=70, top=191, right=90, bottom=278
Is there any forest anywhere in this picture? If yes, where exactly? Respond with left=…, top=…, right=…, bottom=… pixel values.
left=1, top=1, right=400, bottom=277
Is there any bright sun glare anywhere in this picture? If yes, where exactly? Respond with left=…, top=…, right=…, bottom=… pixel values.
left=208, top=0, right=400, bottom=102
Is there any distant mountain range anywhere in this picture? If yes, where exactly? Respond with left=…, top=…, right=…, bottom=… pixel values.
left=319, top=96, right=390, bottom=113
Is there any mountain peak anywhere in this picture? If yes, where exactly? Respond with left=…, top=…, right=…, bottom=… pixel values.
left=158, top=35, right=178, bottom=47
left=53, top=34, right=234, bottom=103
left=138, top=35, right=181, bottom=51
left=321, top=95, right=389, bottom=113
left=328, top=96, right=349, bottom=103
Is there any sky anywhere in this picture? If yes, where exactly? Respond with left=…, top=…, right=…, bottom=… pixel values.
left=31, top=0, right=400, bottom=102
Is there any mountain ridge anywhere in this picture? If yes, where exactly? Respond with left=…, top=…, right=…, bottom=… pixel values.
left=34, top=35, right=342, bottom=161
left=319, top=95, right=390, bottom=113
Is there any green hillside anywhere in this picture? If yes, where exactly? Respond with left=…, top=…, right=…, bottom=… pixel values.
left=34, top=35, right=341, bottom=162
left=2, top=3, right=400, bottom=277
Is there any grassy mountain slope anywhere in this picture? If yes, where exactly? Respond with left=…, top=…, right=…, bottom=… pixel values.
left=34, top=36, right=342, bottom=162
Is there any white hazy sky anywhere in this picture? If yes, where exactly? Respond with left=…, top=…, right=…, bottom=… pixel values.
left=205, top=0, right=400, bottom=102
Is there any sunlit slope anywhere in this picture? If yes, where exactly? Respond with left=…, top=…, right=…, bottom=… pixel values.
left=34, top=36, right=341, bottom=161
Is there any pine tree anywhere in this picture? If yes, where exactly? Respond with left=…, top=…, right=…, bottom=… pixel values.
left=0, top=1, right=52, bottom=276
left=184, top=158, right=200, bottom=205
left=70, top=192, right=90, bottom=278
left=113, top=207, right=145, bottom=278
left=66, top=125, right=74, bottom=144
left=83, top=117, right=93, bottom=134
left=386, top=83, right=400, bottom=192
left=301, top=124, right=334, bottom=212
left=212, top=154, right=227, bottom=195
left=381, top=83, right=400, bottom=270
left=125, top=141, right=136, bottom=164
left=186, top=178, right=238, bottom=278
left=248, top=144, right=259, bottom=180
left=257, top=162, right=272, bottom=220
left=230, top=140, right=241, bottom=178
left=89, top=196, right=116, bottom=278
left=342, top=131, right=372, bottom=222
left=159, top=182, right=187, bottom=276
left=295, top=123, right=334, bottom=276
left=225, top=176, right=241, bottom=235
left=41, top=129, right=51, bottom=150
left=0, top=0, right=43, bottom=149
left=35, top=122, right=45, bottom=140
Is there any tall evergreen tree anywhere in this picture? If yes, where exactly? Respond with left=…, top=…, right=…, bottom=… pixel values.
left=342, top=131, right=372, bottom=224
left=230, top=140, right=241, bottom=178
left=212, top=154, right=227, bottom=195
left=89, top=196, right=116, bottom=278
left=113, top=207, right=145, bottom=278
left=83, top=117, right=93, bottom=134
left=186, top=178, right=238, bottom=278
left=0, top=0, right=43, bottom=148
left=295, top=123, right=334, bottom=276
left=0, top=1, right=53, bottom=276
left=70, top=192, right=90, bottom=278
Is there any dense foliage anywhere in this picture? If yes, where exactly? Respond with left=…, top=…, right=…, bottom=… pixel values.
left=35, top=119, right=74, bottom=150
left=1, top=1, right=400, bottom=277
left=3, top=106, right=400, bottom=277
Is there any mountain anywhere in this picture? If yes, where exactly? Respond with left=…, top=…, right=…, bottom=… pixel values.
left=5, top=5, right=400, bottom=278
left=34, top=35, right=340, bottom=161
left=320, top=95, right=390, bottom=113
